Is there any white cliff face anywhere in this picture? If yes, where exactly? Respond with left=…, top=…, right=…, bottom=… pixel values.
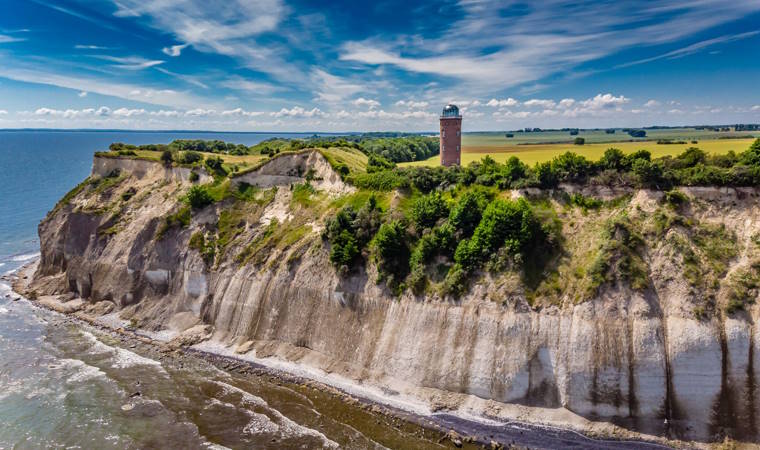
left=31, top=155, right=760, bottom=443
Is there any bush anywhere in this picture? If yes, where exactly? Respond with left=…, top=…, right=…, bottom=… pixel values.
left=180, top=151, right=203, bottom=164
left=204, top=156, right=227, bottom=176
left=454, top=199, right=540, bottom=272
left=449, top=190, right=487, bottom=236
left=186, top=185, right=213, bottom=209
left=324, top=197, right=382, bottom=272
left=373, top=220, right=410, bottom=287
left=573, top=137, right=585, bottom=145
left=411, top=192, right=449, bottom=230
left=189, top=171, right=199, bottom=182
left=161, top=150, right=173, bottom=165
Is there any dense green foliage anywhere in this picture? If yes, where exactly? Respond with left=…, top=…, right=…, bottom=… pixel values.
left=323, top=196, right=382, bottom=273
left=186, top=185, right=214, bottom=209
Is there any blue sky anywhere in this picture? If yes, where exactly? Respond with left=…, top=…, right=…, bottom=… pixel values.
left=1, top=0, right=760, bottom=131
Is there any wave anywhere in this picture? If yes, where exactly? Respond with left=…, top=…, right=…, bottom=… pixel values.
left=214, top=380, right=339, bottom=448
left=10, top=252, right=40, bottom=262
left=80, top=330, right=168, bottom=374
left=57, top=358, right=108, bottom=383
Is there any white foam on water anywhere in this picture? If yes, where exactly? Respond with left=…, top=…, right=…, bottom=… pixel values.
left=10, top=252, right=40, bottom=262
left=58, top=358, right=108, bottom=383
left=80, top=330, right=168, bottom=375
left=0, top=306, right=9, bottom=315
left=213, top=380, right=338, bottom=448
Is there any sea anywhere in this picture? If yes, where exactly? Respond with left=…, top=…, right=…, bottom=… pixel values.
left=0, top=130, right=667, bottom=449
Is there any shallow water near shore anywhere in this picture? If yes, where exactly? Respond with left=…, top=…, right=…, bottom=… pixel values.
left=0, top=281, right=462, bottom=449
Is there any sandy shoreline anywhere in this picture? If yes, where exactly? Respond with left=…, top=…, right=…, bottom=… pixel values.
left=3, top=260, right=681, bottom=449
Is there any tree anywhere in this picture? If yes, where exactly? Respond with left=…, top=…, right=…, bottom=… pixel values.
left=449, top=190, right=487, bottom=236
left=600, top=148, right=626, bottom=171
left=412, top=192, right=449, bottom=230
left=574, top=137, right=585, bottom=145
left=161, top=150, right=173, bottom=165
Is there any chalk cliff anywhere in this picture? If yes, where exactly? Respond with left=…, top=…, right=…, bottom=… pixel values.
left=30, top=152, right=760, bottom=443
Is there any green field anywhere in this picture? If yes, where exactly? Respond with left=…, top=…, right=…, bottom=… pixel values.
left=402, top=136, right=756, bottom=167
left=463, top=127, right=756, bottom=146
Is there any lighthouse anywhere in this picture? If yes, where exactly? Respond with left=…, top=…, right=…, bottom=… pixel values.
left=439, top=104, right=462, bottom=166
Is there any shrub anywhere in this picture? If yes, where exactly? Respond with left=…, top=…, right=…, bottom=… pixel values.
left=449, top=190, right=487, bottom=236
left=160, top=150, right=173, bottom=165
left=600, top=148, right=627, bottom=171
left=454, top=198, right=540, bottom=272
left=573, top=137, right=585, bottom=145
left=367, top=154, right=396, bottom=173
left=551, top=152, right=593, bottom=183
left=373, top=220, right=411, bottom=288
left=186, top=185, right=213, bottom=209
left=411, top=192, right=449, bottom=230
left=189, top=171, right=199, bottom=182
left=120, top=187, right=137, bottom=201
left=180, top=151, right=203, bottom=164
left=664, top=189, right=688, bottom=207
left=324, top=197, right=381, bottom=272
left=204, top=156, right=227, bottom=176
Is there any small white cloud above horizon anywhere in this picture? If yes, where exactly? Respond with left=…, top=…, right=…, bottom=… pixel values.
left=162, top=43, right=190, bottom=57
left=78, top=91, right=88, bottom=97
left=644, top=100, right=660, bottom=107
left=353, top=97, right=380, bottom=109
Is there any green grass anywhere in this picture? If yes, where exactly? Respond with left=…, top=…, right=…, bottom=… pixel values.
left=319, top=147, right=368, bottom=173
left=401, top=138, right=755, bottom=168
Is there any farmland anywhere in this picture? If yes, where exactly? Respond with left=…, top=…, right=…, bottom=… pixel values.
left=402, top=128, right=756, bottom=167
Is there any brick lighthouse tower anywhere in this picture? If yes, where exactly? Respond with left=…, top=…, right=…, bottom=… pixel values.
left=439, top=104, right=462, bottom=166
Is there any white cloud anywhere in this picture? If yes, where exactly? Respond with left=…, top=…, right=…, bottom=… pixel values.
left=395, top=100, right=430, bottom=109
left=644, top=99, right=660, bottom=108
left=557, top=98, right=575, bottom=109
left=78, top=91, right=88, bottom=97
left=340, top=1, right=760, bottom=92
left=523, top=99, right=556, bottom=108
left=357, top=109, right=436, bottom=120
left=33, top=106, right=111, bottom=118
left=311, top=69, right=363, bottom=102
left=150, top=110, right=180, bottom=117
left=486, top=98, right=518, bottom=108
left=335, top=110, right=350, bottom=119
left=74, top=44, right=110, bottom=50
left=185, top=108, right=217, bottom=116
left=0, top=110, right=7, bottom=115
left=219, top=76, right=278, bottom=94
left=220, top=108, right=265, bottom=117
left=353, top=97, right=380, bottom=109
left=618, top=31, right=760, bottom=68
left=578, top=93, right=629, bottom=109
left=270, top=106, right=326, bottom=118
left=91, top=55, right=164, bottom=70
left=113, top=108, right=146, bottom=117
left=752, top=105, right=760, bottom=111
left=0, top=34, right=25, bottom=44
left=112, top=0, right=297, bottom=82
left=162, top=43, right=190, bottom=57
left=668, top=108, right=684, bottom=114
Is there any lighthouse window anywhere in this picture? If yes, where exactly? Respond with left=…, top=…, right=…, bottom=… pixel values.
left=456, top=130, right=460, bottom=136
left=442, top=130, right=445, bottom=137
